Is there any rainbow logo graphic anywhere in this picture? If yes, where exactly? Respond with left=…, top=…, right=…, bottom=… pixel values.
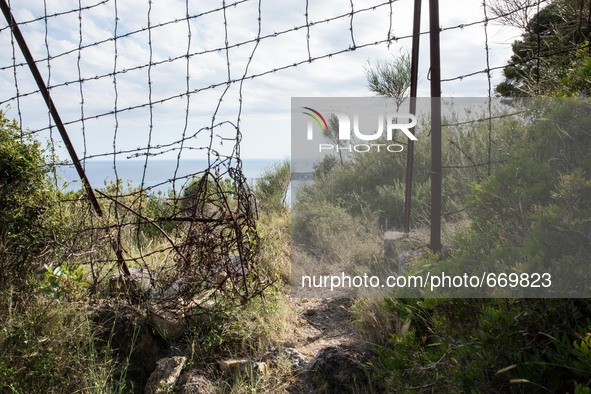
left=302, top=106, right=330, bottom=136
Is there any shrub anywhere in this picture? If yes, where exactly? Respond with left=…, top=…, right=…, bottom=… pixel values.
left=254, top=159, right=290, bottom=213
left=370, top=98, right=591, bottom=392
left=371, top=298, right=591, bottom=392
left=449, top=99, right=591, bottom=283
left=0, top=111, right=60, bottom=292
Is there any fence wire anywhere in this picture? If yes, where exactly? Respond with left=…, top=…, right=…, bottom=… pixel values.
left=0, top=0, right=588, bottom=313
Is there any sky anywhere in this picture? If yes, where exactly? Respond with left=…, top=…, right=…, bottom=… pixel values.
left=0, top=0, right=526, bottom=163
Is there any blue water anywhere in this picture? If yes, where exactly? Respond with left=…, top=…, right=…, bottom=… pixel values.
left=56, top=159, right=283, bottom=193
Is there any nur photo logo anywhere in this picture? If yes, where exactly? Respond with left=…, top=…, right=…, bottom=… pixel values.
left=302, top=106, right=417, bottom=153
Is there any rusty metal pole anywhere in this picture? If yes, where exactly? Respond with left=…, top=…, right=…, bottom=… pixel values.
left=403, top=0, right=422, bottom=233
left=428, top=0, right=442, bottom=252
left=0, top=0, right=103, bottom=217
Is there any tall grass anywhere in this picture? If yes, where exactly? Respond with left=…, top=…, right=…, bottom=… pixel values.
left=0, top=296, right=132, bottom=393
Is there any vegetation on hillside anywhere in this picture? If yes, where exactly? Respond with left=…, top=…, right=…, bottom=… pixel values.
left=0, top=110, right=293, bottom=392
left=292, top=0, right=591, bottom=391
left=0, top=0, right=590, bottom=392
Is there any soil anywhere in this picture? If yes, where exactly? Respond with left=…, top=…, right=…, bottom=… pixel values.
left=289, top=297, right=362, bottom=358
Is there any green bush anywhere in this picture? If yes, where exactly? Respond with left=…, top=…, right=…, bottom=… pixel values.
left=449, top=99, right=591, bottom=281
left=371, top=298, right=591, bottom=392
left=0, top=111, right=60, bottom=292
left=370, top=99, right=591, bottom=391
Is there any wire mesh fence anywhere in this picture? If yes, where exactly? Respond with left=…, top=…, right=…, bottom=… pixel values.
left=1, top=0, right=588, bottom=307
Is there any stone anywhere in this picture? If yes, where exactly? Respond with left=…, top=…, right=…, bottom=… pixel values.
left=218, top=359, right=267, bottom=376
left=109, top=267, right=154, bottom=300
left=177, top=370, right=216, bottom=394
left=147, top=301, right=188, bottom=341
left=263, top=347, right=308, bottom=371
left=144, top=356, right=187, bottom=394
left=383, top=230, right=428, bottom=274
left=304, top=346, right=371, bottom=392
left=161, top=278, right=188, bottom=299
left=383, top=230, right=406, bottom=274
left=148, top=283, right=215, bottom=341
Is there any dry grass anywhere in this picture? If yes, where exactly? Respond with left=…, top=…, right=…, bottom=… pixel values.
left=218, top=354, right=296, bottom=394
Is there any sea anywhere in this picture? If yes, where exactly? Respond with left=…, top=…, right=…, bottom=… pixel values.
left=56, top=158, right=283, bottom=193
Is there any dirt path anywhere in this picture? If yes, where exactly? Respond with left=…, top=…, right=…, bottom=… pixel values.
left=289, top=297, right=363, bottom=359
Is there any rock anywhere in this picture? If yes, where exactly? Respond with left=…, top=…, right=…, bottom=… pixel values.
left=148, top=283, right=215, bottom=341
left=263, top=347, right=308, bottom=371
left=109, top=267, right=154, bottom=300
left=383, top=230, right=429, bottom=274
left=218, top=359, right=267, bottom=376
left=383, top=231, right=406, bottom=274
left=177, top=370, right=216, bottom=394
left=303, top=346, right=371, bottom=393
left=147, top=301, right=189, bottom=341
left=144, top=356, right=187, bottom=394
left=229, top=255, right=242, bottom=270
left=161, top=278, right=188, bottom=299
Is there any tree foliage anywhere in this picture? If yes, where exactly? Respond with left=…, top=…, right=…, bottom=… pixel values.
left=495, top=0, right=590, bottom=96
left=365, top=51, right=411, bottom=107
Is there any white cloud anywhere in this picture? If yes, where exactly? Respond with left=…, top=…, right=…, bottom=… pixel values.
left=0, top=0, right=524, bottom=164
